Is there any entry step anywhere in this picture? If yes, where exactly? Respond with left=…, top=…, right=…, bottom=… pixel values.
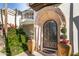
left=39, top=51, right=57, bottom=56
left=43, top=48, right=57, bottom=52
left=39, top=48, right=57, bottom=56
left=32, top=51, right=43, bottom=56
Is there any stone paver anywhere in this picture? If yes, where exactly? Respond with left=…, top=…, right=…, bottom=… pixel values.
left=16, top=51, right=43, bottom=56
left=32, top=51, right=43, bottom=56
left=0, top=30, right=6, bottom=56
left=0, top=52, right=6, bottom=56
left=0, top=30, right=5, bottom=51
left=16, top=52, right=28, bottom=56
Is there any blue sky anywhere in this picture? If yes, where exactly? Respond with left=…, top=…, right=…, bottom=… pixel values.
left=0, top=3, right=4, bottom=8
left=0, top=3, right=30, bottom=11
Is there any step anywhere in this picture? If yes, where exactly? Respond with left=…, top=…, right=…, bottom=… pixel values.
left=32, top=51, right=43, bottom=56
left=39, top=48, right=57, bottom=56
left=39, top=51, right=57, bottom=56
left=43, top=48, right=57, bottom=52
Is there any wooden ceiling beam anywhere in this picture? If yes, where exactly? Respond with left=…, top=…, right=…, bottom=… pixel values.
left=29, top=3, right=61, bottom=11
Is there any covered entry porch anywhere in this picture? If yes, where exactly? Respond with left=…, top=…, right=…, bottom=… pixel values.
left=29, top=3, right=67, bottom=56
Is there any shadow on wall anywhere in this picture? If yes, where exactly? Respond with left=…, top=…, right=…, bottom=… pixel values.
left=73, top=16, right=79, bottom=52
left=69, top=3, right=73, bottom=54
left=69, top=3, right=79, bottom=54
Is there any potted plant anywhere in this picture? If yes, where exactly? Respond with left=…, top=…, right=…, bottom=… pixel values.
left=60, top=26, right=68, bottom=47
left=59, top=26, right=72, bottom=56
left=27, top=32, right=35, bottom=54
left=27, top=36, right=32, bottom=53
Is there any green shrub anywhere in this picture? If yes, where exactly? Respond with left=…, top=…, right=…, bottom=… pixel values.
left=17, top=28, right=26, bottom=35
left=60, top=34, right=67, bottom=39
left=60, top=26, right=67, bottom=39
left=61, top=27, right=67, bottom=34
left=6, top=28, right=28, bottom=56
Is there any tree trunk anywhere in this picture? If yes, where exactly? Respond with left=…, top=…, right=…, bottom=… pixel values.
left=15, top=9, right=17, bottom=29
left=4, top=3, right=8, bottom=37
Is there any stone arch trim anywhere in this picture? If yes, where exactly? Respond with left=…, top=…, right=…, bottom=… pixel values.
left=36, top=6, right=66, bottom=27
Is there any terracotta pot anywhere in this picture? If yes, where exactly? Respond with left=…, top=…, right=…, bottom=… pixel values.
left=27, top=39, right=35, bottom=54
left=58, top=43, right=72, bottom=56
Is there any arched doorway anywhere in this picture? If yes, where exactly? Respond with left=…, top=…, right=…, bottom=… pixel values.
left=34, top=6, right=66, bottom=55
left=43, top=20, right=58, bottom=54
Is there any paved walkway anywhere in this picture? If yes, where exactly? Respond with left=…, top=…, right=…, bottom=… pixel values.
left=16, top=52, right=28, bottom=56
left=0, top=52, right=6, bottom=56
left=0, top=30, right=5, bottom=51
left=0, top=51, right=45, bottom=56
left=0, top=30, right=6, bottom=56
left=16, top=51, right=43, bottom=56
left=16, top=51, right=34, bottom=56
left=32, top=51, right=43, bottom=56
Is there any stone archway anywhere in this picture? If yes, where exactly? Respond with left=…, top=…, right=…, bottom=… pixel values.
left=35, top=6, right=66, bottom=55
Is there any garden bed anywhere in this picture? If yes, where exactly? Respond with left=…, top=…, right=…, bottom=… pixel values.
left=3, top=28, right=28, bottom=56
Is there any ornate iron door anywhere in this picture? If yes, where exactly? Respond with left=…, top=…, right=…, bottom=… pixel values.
left=43, top=20, right=57, bottom=50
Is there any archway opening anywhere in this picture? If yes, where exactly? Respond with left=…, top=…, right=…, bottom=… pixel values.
left=42, top=20, right=58, bottom=55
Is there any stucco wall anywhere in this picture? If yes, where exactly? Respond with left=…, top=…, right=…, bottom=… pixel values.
left=58, top=3, right=79, bottom=54
left=58, top=3, right=70, bottom=40
left=35, top=3, right=79, bottom=54
left=21, top=24, right=34, bottom=39
left=73, top=3, right=79, bottom=54
left=0, top=14, right=21, bottom=28
left=8, top=14, right=21, bottom=27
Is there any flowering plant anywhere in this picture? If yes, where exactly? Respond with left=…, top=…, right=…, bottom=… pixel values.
left=60, top=26, right=69, bottom=45
left=7, top=23, right=17, bottom=29
left=60, top=39, right=70, bottom=45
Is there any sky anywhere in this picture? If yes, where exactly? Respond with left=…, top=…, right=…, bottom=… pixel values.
left=0, top=3, right=30, bottom=11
